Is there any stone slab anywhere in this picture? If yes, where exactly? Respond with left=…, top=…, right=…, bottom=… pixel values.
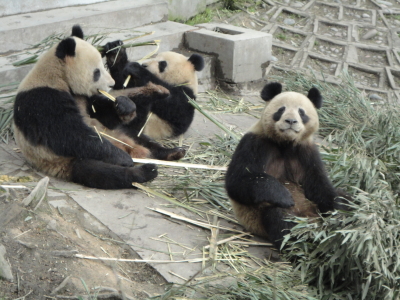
left=0, top=0, right=168, bottom=53
left=185, top=23, right=272, bottom=83
left=0, top=21, right=209, bottom=86
left=0, top=0, right=109, bottom=17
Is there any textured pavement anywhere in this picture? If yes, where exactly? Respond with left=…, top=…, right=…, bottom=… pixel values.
left=253, top=0, right=400, bottom=103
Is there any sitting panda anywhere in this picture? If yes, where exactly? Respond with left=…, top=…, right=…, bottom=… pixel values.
left=225, top=82, right=350, bottom=249
left=101, top=40, right=205, bottom=140
left=13, top=25, right=184, bottom=189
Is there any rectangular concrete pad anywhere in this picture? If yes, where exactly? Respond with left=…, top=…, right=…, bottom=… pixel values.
left=0, top=0, right=168, bottom=53
left=186, top=23, right=272, bottom=83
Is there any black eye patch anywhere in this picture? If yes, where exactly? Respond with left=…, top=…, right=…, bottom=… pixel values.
left=93, top=68, right=101, bottom=82
left=273, top=106, right=285, bottom=121
left=158, top=61, right=167, bottom=73
left=299, top=108, right=309, bottom=124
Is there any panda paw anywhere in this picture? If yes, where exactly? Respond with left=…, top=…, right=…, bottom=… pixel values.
left=102, top=40, right=127, bottom=67
left=165, top=147, right=186, bottom=161
left=130, top=163, right=158, bottom=183
left=102, top=40, right=123, bottom=57
left=255, top=185, right=295, bottom=208
left=123, top=62, right=147, bottom=84
left=115, top=96, right=136, bottom=123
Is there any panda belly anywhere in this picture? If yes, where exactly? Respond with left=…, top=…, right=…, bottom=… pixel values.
left=282, top=181, right=318, bottom=218
left=143, top=114, right=173, bottom=140
left=14, top=126, right=74, bottom=180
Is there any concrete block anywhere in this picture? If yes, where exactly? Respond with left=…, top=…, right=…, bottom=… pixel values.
left=0, top=0, right=168, bottom=53
left=185, top=23, right=272, bottom=83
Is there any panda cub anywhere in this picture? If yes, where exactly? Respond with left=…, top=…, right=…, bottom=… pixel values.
left=13, top=25, right=183, bottom=189
left=102, top=40, right=205, bottom=140
left=225, top=82, right=349, bottom=249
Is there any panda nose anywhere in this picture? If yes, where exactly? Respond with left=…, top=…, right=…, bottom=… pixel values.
left=285, top=119, right=297, bottom=125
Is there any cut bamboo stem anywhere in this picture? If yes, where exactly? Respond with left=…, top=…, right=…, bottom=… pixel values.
left=147, top=207, right=247, bottom=234
left=204, top=233, right=249, bottom=249
left=132, top=158, right=227, bottom=171
left=75, top=254, right=204, bottom=263
left=123, top=75, right=131, bottom=88
left=99, top=132, right=133, bottom=148
left=98, top=90, right=116, bottom=101
left=137, top=112, right=153, bottom=137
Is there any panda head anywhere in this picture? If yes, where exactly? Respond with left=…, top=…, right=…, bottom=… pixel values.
left=256, top=82, right=323, bottom=145
left=141, top=51, right=204, bottom=94
left=19, top=25, right=114, bottom=96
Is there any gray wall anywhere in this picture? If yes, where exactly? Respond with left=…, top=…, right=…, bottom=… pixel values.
left=168, top=0, right=220, bottom=21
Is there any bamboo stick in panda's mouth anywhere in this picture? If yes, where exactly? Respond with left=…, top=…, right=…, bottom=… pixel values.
left=98, top=89, right=116, bottom=101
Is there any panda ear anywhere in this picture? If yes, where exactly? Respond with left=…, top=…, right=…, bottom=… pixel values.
left=55, top=38, right=76, bottom=59
left=307, top=87, right=323, bottom=109
left=71, top=24, right=84, bottom=39
left=188, top=54, right=204, bottom=72
left=260, top=82, right=282, bottom=101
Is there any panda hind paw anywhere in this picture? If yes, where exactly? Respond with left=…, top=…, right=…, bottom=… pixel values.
left=130, top=163, right=158, bottom=183
left=165, top=147, right=186, bottom=161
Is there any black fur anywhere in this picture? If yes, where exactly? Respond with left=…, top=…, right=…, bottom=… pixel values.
left=298, top=108, right=310, bottom=124
left=86, top=94, right=186, bottom=160
left=158, top=61, right=167, bottom=73
left=188, top=53, right=205, bottom=71
left=15, top=88, right=131, bottom=166
left=71, top=160, right=157, bottom=189
left=14, top=87, right=159, bottom=189
left=71, top=24, right=84, bottom=39
left=55, top=38, right=76, bottom=59
left=307, top=87, right=323, bottom=109
left=273, top=107, right=285, bottom=121
left=260, top=82, right=282, bottom=101
left=103, top=40, right=199, bottom=137
left=225, top=132, right=343, bottom=248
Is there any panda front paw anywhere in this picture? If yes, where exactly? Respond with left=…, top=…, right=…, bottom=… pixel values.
left=115, top=96, right=136, bottom=123
left=102, top=40, right=127, bottom=67
left=129, top=163, right=158, bottom=183
left=102, top=40, right=123, bottom=56
left=122, top=62, right=149, bottom=86
left=255, top=184, right=295, bottom=208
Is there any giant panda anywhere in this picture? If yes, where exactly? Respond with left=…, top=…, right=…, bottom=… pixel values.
left=102, top=40, right=205, bottom=140
left=225, top=82, right=350, bottom=249
left=13, top=25, right=184, bottom=189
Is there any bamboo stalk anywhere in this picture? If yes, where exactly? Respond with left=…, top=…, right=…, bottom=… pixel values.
left=99, top=132, right=133, bottom=148
left=204, top=233, right=249, bottom=249
left=98, top=90, right=116, bottom=101
left=123, top=75, right=131, bottom=88
left=75, top=254, right=204, bottom=263
left=137, top=112, right=153, bottom=137
left=131, top=158, right=227, bottom=171
left=147, top=207, right=247, bottom=234
left=132, top=183, right=202, bottom=215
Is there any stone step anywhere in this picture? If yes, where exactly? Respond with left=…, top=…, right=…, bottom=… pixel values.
left=0, top=0, right=168, bottom=54
left=0, top=21, right=215, bottom=91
